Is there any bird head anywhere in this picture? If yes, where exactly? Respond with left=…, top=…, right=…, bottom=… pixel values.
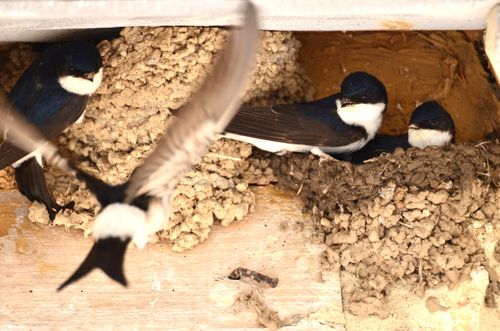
left=57, top=41, right=103, bottom=96
left=338, top=71, right=388, bottom=109
left=408, top=101, right=455, bottom=149
left=335, top=72, right=388, bottom=140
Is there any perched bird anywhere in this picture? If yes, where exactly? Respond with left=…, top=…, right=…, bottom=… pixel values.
left=223, top=72, right=388, bottom=157
left=0, top=2, right=258, bottom=290
left=407, top=101, right=455, bottom=149
left=0, top=41, right=102, bottom=219
left=336, top=101, right=455, bottom=164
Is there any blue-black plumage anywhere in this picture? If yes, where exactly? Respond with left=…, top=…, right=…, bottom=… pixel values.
left=52, top=3, right=259, bottom=291
left=336, top=101, right=455, bottom=164
left=223, top=72, right=388, bottom=157
left=0, top=41, right=102, bottom=219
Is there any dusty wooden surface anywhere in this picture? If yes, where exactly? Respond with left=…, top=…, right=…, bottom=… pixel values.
left=0, top=186, right=344, bottom=330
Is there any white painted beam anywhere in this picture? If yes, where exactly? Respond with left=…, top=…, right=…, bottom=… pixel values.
left=0, top=0, right=497, bottom=42
left=484, top=4, right=500, bottom=81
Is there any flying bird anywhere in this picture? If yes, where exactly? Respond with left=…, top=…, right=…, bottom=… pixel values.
left=335, top=101, right=455, bottom=164
left=0, top=41, right=102, bottom=219
left=0, top=2, right=258, bottom=290
left=223, top=72, right=388, bottom=157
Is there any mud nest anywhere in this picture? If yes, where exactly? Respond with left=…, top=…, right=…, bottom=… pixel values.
left=0, top=29, right=498, bottom=315
left=271, top=142, right=500, bottom=317
left=0, top=27, right=314, bottom=251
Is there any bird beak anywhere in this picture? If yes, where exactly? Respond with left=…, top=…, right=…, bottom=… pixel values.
left=408, top=124, right=419, bottom=130
left=339, top=98, right=355, bottom=108
left=57, top=237, right=130, bottom=291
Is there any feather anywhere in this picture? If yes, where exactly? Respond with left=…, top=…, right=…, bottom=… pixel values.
left=124, top=2, right=259, bottom=202
left=0, top=100, right=75, bottom=176
left=224, top=97, right=367, bottom=147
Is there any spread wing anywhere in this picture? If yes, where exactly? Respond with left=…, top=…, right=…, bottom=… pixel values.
left=124, top=2, right=259, bottom=202
left=0, top=44, right=87, bottom=169
left=224, top=96, right=367, bottom=147
left=0, top=100, right=75, bottom=175
left=0, top=142, right=27, bottom=170
left=0, top=96, right=87, bottom=170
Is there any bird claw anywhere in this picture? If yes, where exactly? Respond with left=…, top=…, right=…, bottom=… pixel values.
left=62, top=200, right=75, bottom=210
left=310, top=147, right=335, bottom=165
left=47, top=200, right=75, bottom=221
left=318, top=153, right=335, bottom=166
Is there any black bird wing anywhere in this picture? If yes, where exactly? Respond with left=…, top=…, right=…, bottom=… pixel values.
left=0, top=47, right=88, bottom=170
left=14, top=157, right=75, bottom=220
left=0, top=100, right=76, bottom=175
left=0, top=2, right=258, bottom=290
left=0, top=142, right=26, bottom=170
left=335, top=133, right=409, bottom=164
left=224, top=94, right=367, bottom=147
left=124, top=2, right=258, bottom=202
left=0, top=96, right=87, bottom=170
left=57, top=1, right=258, bottom=290
left=36, top=95, right=88, bottom=136
left=0, top=101, right=132, bottom=290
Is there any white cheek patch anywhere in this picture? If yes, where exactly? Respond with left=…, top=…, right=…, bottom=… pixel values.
left=92, top=203, right=149, bottom=249
left=336, top=101, right=385, bottom=141
left=408, top=128, right=453, bottom=149
left=58, top=67, right=103, bottom=96
left=12, top=149, right=43, bottom=168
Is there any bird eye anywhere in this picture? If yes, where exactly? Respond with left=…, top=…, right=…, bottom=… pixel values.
left=428, top=120, right=438, bottom=127
left=340, top=97, right=356, bottom=107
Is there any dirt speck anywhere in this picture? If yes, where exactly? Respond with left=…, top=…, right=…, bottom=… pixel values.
left=27, top=202, right=50, bottom=225
left=378, top=20, right=414, bottom=30
left=235, top=289, right=281, bottom=330
left=15, top=236, right=29, bottom=254
left=426, top=296, right=448, bottom=312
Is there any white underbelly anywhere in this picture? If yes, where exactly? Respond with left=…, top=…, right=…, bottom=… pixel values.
left=223, top=133, right=368, bottom=155
left=320, top=138, right=369, bottom=154
left=75, top=110, right=86, bottom=124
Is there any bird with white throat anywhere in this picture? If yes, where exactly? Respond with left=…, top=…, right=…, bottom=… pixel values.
left=0, top=41, right=102, bottom=220
left=334, top=100, right=456, bottom=164
left=222, top=71, right=388, bottom=160
left=0, top=1, right=259, bottom=291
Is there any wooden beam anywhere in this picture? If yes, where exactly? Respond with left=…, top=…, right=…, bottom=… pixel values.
left=0, top=186, right=344, bottom=330
left=0, top=0, right=497, bottom=41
